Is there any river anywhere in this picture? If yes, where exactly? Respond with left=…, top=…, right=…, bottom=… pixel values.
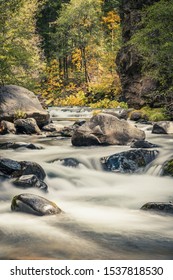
left=0, top=107, right=173, bottom=260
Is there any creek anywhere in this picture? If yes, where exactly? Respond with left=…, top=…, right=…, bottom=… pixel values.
left=0, top=107, right=173, bottom=260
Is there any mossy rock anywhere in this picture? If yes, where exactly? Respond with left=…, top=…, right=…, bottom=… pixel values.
left=11, top=193, right=62, bottom=216
left=162, top=159, right=173, bottom=177
left=141, top=202, right=173, bottom=215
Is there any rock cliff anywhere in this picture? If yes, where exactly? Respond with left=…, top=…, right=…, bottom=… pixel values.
left=116, top=0, right=160, bottom=108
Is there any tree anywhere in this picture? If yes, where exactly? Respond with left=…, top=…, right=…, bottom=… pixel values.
left=131, top=0, right=173, bottom=90
left=0, top=0, right=44, bottom=87
left=53, top=0, right=103, bottom=84
left=102, top=0, right=121, bottom=13
left=36, top=0, right=70, bottom=60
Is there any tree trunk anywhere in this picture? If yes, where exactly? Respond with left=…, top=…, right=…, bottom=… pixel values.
left=81, top=47, right=90, bottom=84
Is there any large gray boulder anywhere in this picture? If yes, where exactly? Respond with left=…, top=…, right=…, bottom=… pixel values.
left=71, top=113, right=145, bottom=146
left=0, top=85, right=50, bottom=127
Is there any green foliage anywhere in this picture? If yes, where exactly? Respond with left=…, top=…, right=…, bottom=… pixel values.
left=0, top=0, right=45, bottom=88
left=55, top=90, right=87, bottom=106
left=14, top=109, right=27, bottom=119
left=102, top=0, right=121, bottom=13
left=131, top=0, right=173, bottom=89
left=162, top=159, right=173, bottom=177
left=131, top=106, right=169, bottom=122
left=89, top=99, right=127, bottom=109
left=36, top=0, right=70, bottom=59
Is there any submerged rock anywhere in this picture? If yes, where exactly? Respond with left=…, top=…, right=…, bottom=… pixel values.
left=56, top=158, right=80, bottom=168
left=11, top=193, right=61, bottom=215
left=12, top=174, right=48, bottom=192
left=101, top=149, right=159, bottom=173
left=141, top=202, right=173, bottom=215
left=72, top=113, right=145, bottom=146
left=14, top=118, right=41, bottom=135
left=0, top=142, right=43, bottom=150
left=0, top=157, right=46, bottom=180
left=0, top=85, right=50, bottom=127
left=131, top=140, right=160, bottom=149
left=152, top=121, right=173, bottom=134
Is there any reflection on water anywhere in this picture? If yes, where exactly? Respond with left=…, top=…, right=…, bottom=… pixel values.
left=0, top=107, right=173, bottom=259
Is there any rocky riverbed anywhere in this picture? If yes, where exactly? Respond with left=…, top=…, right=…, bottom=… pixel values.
left=0, top=106, right=173, bottom=260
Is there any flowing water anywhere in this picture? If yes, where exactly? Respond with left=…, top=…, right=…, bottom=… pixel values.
left=0, top=107, right=173, bottom=260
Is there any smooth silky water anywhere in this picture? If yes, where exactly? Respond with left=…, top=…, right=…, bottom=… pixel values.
left=0, top=107, right=173, bottom=260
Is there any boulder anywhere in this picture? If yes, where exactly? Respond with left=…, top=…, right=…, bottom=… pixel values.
left=11, top=193, right=61, bottom=215
left=0, top=85, right=50, bottom=127
left=71, top=113, right=145, bottom=146
left=14, top=118, right=41, bottom=134
left=42, top=123, right=64, bottom=132
left=129, top=110, right=148, bottom=122
left=152, top=121, right=173, bottom=134
left=11, top=174, right=48, bottom=192
left=141, top=202, right=173, bottom=215
left=131, top=140, right=160, bottom=148
left=0, top=157, right=46, bottom=180
left=0, top=142, right=43, bottom=150
left=0, top=120, right=16, bottom=134
left=101, top=149, right=159, bottom=173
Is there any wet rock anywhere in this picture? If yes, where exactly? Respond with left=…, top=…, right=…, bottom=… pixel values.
left=152, top=121, right=173, bottom=134
left=130, top=111, right=144, bottom=121
left=141, top=202, right=173, bottom=215
left=72, top=113, right=145, bottom=146
left=42, top=123, right=64, bottom=132
left=18, top=161, right=46, bottom=180
left=161, top=159, right=173, bottom=177
left=56, top=158, right=80, bottom=168
left=0, top=157, right=46, bottom=180
left=11, top=193, right=61, bottom=215
left=72, top=120, right=86, bottom=128
left=0, top=85, right=50, bottom=127
left=0, top=142, right=43, bottom=150
left=14, top=118, right=41, bottom=135
left=0, top=120, right=16, bottom=134
left=131, top=140, right=160, bottom=149
left=59, top=120, right=86, bottom=138
left=0, top=158, right=21, bottom=177
left=60, top=126, right=74, bottom=137
left=101, top=149, right=159, bottom=173
left=12, top=175, right=48, bottom=192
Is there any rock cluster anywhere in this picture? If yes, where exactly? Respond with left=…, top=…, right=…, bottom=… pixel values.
left=0, top=157, right=61, bottom=216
